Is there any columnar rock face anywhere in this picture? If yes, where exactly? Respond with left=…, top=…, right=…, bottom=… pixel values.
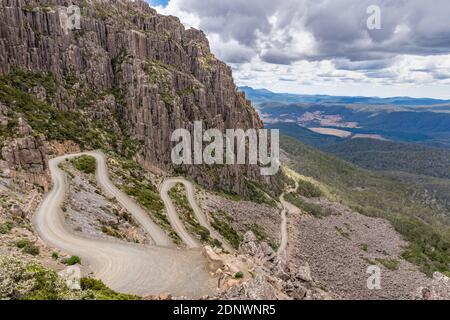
left=0, top=0, right=274, bottom=195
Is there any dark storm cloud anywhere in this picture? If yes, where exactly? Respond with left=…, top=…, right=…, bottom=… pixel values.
left=173, top=0, right=450, bottom=64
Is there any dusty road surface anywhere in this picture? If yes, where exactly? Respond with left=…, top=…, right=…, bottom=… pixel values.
left=160, top=178, right=234, bottom=252
left=278, top=180, right=300, bottom=254
left=33, top=152, right=214, bottom=297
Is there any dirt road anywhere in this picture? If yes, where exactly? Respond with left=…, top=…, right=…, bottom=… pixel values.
left=278, top=180, right=300, bottom=254
left=33, top=152, right=214, bottom=297
left=160, top=178, right=234, bottom=252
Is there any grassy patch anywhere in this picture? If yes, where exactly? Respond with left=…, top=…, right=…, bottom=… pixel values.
left=245, top=181, right=277, bottom=207
left=16, top=239, right=40, bottom=256
left=101, top=226, right=123, bottom=239
left=211, top=211, right=242, bottom=250
left=71, top=155, right=96, bottom=174
left=296, top=179, right=323, bottom=198
left=80, top=277, right=140, bottom=300
left=246, top=224, right=277, bottom=250
left=16, top=239, right=39, bottom=256
left=110, top=154, right=181, bottom=245
left=66, top=256, right=81, bottom=266
left=0, top=221, right=13, bottom=234
left=285, top=193, right=332, bottom=218
left=376, top=258, right=400, bottom=271
left=169, top=184, right=220, bottom=247
left=0, top=256, right=140, bottom=300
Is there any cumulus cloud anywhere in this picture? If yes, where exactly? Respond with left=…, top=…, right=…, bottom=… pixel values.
left=151, top=0, right=450, bottom=97
left=159, top=0, right=450, bottom=62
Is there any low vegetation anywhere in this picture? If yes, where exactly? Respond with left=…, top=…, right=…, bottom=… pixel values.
left=246, top=223, right=277, bottom=250
left=16, top=239, right=40, bottom=256
left=285, top=193, right=332, bottom=218
left=211, top=211, right=242, bottom=250
left=296, top=179, right=323, bottom=198
left=71, top=155, right=96, bottom=174
left=0, top=71, right=137, bottom=156
left=110, top=154, right=182, bottom=245
left=375, top=258, right=400, bottom=271
left=79, top=277, right=140, bottom=300
left=169, top=185, right=221, bottom=247
left=101, top=226, right=124, bottom=239
left=66, top=256, right=81, bottom=266
left=245, top=181, right=277, bottom=207
left=335, top=226, right=351, bottom=240
left=0, top=221, right=13, bottom=234
left=0, top=256, right=139, bottom=300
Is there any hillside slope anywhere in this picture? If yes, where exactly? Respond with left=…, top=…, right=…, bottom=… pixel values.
left=322, top=139, right=450, bottom=179
left=281, top=135, right=450, bottom=276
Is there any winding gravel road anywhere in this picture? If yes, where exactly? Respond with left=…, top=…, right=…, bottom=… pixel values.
left=91, top=151, right=173, bottom=247
left=278, top=180, right=300, bottom=254
left=160, top=178, right=234, bottom=252
left=33, top=152, right=214, bottom=297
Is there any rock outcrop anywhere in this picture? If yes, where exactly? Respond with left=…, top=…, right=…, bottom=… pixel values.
left=414, top=272, right=450, bottom=300
left=0, top=104, right=50, bottom=189
left=0, top=0, right=276, bottom=196
left=209, top=232, right=332, bottom=300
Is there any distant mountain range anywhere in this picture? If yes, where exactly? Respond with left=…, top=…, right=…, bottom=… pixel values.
left=240, top=86, right=450, bottom=107
left=241, top=86, right=450, bottom=149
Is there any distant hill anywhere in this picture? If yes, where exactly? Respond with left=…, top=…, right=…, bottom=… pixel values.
left=240, top=86, right=450, bottom=107
left=242, top=86, right=450, bottom=149
left=266, top=123, right=344, bottom=147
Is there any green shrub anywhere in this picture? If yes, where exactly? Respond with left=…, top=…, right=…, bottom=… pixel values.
left=23, top=243, right=40, bottom=256
left=101, top=226, right=123, bottom=239
left=52, top=252, right=59, bottom=260
left=376, top=258, right=400, bottom=271
left=234, top=272, right=244, bottom=279
left=15, top=239, right=40, bottom=256
left=16, top=239, right=31, bottom=249
left=296, top=179, right=323, bottom=198
left=66, top=256, right=81, bottom=266
left=80, top=277, right=140, bottom=300
left=211, top=212, right=242, bottom=250
left=245, top=181, right=277, bottom=207
left=71, top=155, right=96, bottom=174
left=0, top=221, right=13, bottom=234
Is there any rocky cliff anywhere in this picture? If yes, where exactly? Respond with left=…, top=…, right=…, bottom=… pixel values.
left=0, top=103, right=50, bottom=189
left=0, top=0, right=278, bottom=195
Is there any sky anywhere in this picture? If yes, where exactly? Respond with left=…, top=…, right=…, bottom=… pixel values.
left=147, top=0, right=450, bottom=99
